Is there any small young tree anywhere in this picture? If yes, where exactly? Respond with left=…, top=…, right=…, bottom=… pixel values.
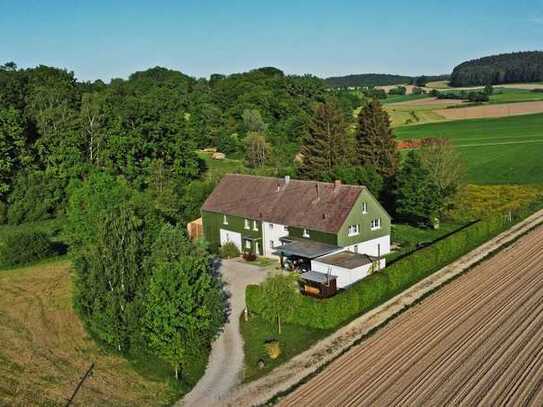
left=245, top=131, right=271, bottom=168
left=394, top=150, right=441, bottom=226
left=419, top=138, right=465, bottom=212
left=355, top=98, right=399, bottom=179
left=259, top=273, right=300, bottom=334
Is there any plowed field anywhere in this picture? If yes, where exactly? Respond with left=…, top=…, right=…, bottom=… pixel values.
left=279, top=225, right=543, bottom=407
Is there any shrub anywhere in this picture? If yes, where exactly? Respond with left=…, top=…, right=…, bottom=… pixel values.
left=242, top=250, right=257, bottom=262
left=247, top=197, right=543, bottom=330
left=0, top=231, right=55, bottom=267
left=265, top=340, right=281, bottom=359
left=219, top=242, right=240, bottom=259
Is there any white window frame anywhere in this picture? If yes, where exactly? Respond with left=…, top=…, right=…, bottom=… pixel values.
left=284, top=225, right=289, bottom=232
left=302, top=228, right=310, bottom=238
left=370, top=218, right=381, bottom=231
left=269, top=223, right=274, bottom=229
left=244, top=219, right=250, bottom=230
left=361, top=202, right=368, bottom=214
left=253, top=220, right=258, bottom=231
left=223, top=214, right=228, bottom=225
left=245, top=240, right=251, bottom=249
left=347, top=224, right=360, bottom=237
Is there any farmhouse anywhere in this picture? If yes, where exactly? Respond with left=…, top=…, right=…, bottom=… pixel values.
left=201, top=174, right=391, bottom=296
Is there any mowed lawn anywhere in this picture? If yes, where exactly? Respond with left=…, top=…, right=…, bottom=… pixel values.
left=395, top=113, right=543, bottom=184
left=0, top=261, right=184, bottom=407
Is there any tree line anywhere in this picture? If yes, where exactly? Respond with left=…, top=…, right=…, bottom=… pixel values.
left=450, top=51, right=543, bottom=87
left=296, top=97, right=464, bottom=226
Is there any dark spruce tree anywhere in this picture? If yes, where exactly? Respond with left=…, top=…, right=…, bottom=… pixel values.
left=355, top=98, right=399, bottom=178
left=297, top=98, right=354, bottom=180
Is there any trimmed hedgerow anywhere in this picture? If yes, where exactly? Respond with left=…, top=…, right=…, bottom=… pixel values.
left=247, top=199, right=543, bottom=330
left=0, top=231, right=56, bottom=268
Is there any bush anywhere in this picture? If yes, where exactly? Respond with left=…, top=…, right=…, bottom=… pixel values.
left=247, top=198, right=543, bottom=330
left=219, top=242, right=240, bottom=259
left=0, top=231, right=56, bottom=267
left=243, top=250, right=257, bottom=262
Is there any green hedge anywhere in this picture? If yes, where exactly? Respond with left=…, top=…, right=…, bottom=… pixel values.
left=247, top=200, right=543, bottom=330
left=0, top=231, right=56, bottom=268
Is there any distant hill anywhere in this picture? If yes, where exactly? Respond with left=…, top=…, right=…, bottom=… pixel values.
left=325, top=73, right=450, bottom=88
left=450, top=51, right=543, bottom=87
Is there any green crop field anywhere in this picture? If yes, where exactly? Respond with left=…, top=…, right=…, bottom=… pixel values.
left=395, top=113, right=543, bottom=184
left=489, top=88, right=543, bottom=104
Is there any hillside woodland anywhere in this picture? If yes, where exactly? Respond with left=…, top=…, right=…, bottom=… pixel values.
left=450, top=51, right=543, bottom=87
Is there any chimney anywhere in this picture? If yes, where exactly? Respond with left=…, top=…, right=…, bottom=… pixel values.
left=284, top=175, right=290, bottom=185
left=334, top=179, right=342, bottom=189
left=315, top=183, right=320, bottom=200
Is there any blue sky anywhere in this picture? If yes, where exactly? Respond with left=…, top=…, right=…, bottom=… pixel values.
left=1, top=0, right=542, bottom=81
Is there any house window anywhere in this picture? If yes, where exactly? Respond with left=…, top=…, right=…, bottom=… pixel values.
left=270, top=240, right=274, bottom=249
left=303, top=228, right=310, bottom=238
left=370, top=218, right=381, bottom=230
left=347, top=224, right=360, bottom=236
left=269, top=223, right=274, bottom=229
left=223, top=215, right=228, bottom=225
left=245, top=240, right=251, bottom=249
left=284, top=225, right=289, bottom=232
left=361, top=202, right=368, bottom=214
left=253, top=220, right=258, bottom=231
left=244, top=219, right=250, bottom=229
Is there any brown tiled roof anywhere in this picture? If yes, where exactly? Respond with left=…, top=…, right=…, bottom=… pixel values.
left=201, top=174, right=364, bottom=233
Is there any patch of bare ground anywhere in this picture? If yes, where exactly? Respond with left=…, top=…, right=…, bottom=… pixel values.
left=279, top=223, right=543, bottom=406
left=0, top=261, right=173, bottom=407
left=436, top=101, right=543, bottom=120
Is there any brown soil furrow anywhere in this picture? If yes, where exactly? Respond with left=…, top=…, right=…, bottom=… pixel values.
left=283, top=241, right=541, bottom=407
left=278, top=225, right=543, bottom=407
left=343, top=249, right=543, bottom=407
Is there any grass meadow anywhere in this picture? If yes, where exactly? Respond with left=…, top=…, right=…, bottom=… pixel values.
left=395, top=113, right=543, bottom=184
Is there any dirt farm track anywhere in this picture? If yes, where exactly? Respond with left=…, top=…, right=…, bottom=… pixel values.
left=278, top=225, right=543, bottom=407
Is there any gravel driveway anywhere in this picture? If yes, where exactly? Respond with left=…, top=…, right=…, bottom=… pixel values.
left=179, top=259, right=271, bottom=407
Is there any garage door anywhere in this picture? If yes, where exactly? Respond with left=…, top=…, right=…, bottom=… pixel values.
left=220, top=229, right=242, bottom=250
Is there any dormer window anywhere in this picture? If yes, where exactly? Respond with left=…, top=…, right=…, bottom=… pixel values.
left=361, top=202, right=368, bottom=214
left=348, top=224, right=360, bottom=236
left=223, top=215, right=228, bottom=225
left=244, top=219, right=250, bottom=229
left=303, top=228, right=310, bottom=238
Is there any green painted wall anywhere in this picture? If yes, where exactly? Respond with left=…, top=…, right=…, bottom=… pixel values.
left=201, top=210, right=263, bottom=254
left=337, top=189, right=391, bottom=247
left=287, top=226, right=338, bottom=245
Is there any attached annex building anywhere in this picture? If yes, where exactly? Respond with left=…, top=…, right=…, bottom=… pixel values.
left=201, top=174, right=391, bottom=293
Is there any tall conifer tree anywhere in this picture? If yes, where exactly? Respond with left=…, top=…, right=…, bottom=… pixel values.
left=355, top=98, right=399, bottom=178
left=298, top=98, right=354, bottom=180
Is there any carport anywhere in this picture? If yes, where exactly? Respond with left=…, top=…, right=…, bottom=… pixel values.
left=273, top=238, right=340, bottom=272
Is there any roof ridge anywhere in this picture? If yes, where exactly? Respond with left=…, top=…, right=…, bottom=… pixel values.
left=223, top=173, right=366, bottom=189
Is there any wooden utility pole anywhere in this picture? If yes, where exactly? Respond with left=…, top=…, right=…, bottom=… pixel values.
left=65, top=363, right=95, bottom=407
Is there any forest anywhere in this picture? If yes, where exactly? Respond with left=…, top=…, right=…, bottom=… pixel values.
left=325, top=73, right=449, bottom=88
left=450, top=51, right=543, bottom=87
